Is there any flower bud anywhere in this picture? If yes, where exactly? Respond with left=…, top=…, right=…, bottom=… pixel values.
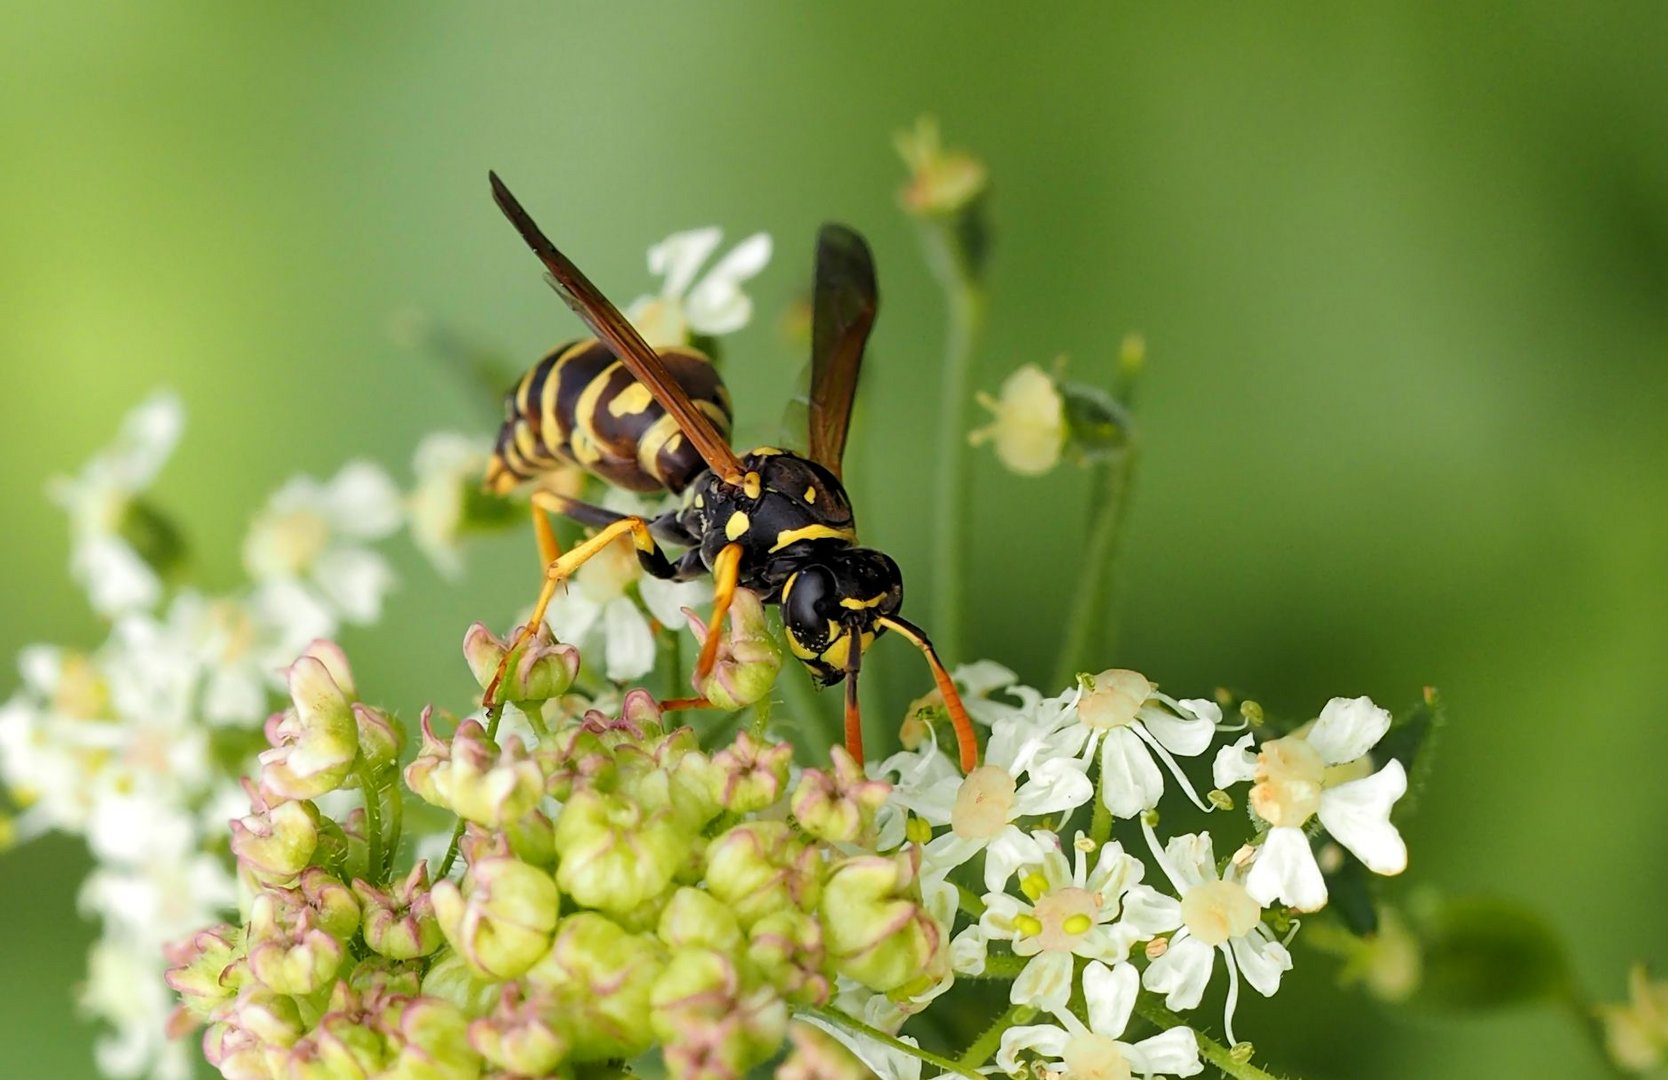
left=343, top=956, right=423, bottom=1000
left=894, top=115, right=988, bottom=218
left=353, top=703, right=401, bottom=775
left=165, top=924, right=245, bottom=1020
left=384, top=996, right=482, bottom=1080
left=223, top=986, right=306, bottom=1051
left=300, top=639, right=358, bottom=699
left=503, top=809, right=557, bottom=871
left=710, top=731, right=793, bottom=813
left=431, top=856, right=559, bottom=980
left=406, top=712, right=544, bottom=827
left=652, top=955, right=788, bottom=1080
left=469, top=985, right=569, bottom=1076
left=419, top=951, right=500, bottom=1018
left=539, top=724, right=615, bottom=801
left=553, top=789, right=686, bottom=917
left=778, top=1021, right=872, bottom=1080
left=230, top=796, right=320, bottom=886
left=790, top=747, right=890, bottom=844
left=245, top=892, right=345, bottom=996
left=820, top=849, right=944, bottom=993
left=258, top=655, right=360, bottom=800
left=354, top=862, right=443, bottom=961
left=201, top=1022, right=273, bottom=1080
left=463, top=622, right=579, bottom=704
left=294, top=866, right=362, bottom=941
left=969, top=363, right=1066, bottom=477
left=657, top=887, right=744, bottom=952
left=684, top=590, right=781, bottom=710
left=524, top=912, right=665, bottom=1061
left=747, top=909, right=831, bottom=1006
left=704, top=822, right=823, bottom=928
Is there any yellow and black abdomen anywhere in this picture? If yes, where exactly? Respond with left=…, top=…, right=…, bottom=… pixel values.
left=485, top=338, right=733, bottom=495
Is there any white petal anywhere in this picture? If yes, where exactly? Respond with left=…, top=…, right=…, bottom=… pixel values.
left=799, top=1017, right=922, bottom=1080
left=1119, top=884, right=1183, bottom=938
left=74, top=536, right=162, bottom=616
left=638, top=574, right=712, bottom=628
left=954, top=659, right=1018, bottom=700
left=996, top=1024, right=1070, bottom=1076
left=1138, top=704, right=1215, bottom=757
left=983, top=825, right=1047, bottom=893
left=692, top=231, right=771, bottom=296
left=1245, top=827, right=1328, bottom=912
left=249, top=580, right=338, bottom=656
left=648, top=227, right=723, bottom=299
left=323, top=461, right=403, bottom=538
left=1125, top=1027, right=1204, bottom=1078
left=1306, top=695, right=1392, bottom=764
left=1099, top=727, right=1163, bottom=818
left=922, top=831, right=984, bottom=876
left=1317, top=760, right=1408, bottom=875
left=1143, top=934, right=1216, bottom=1010
left=601, top=598, right=656, bottom=682
left=1163, top=832, right=1219, bottom=889
left=1212, top=733, right=1259, bottom=789
left=1229, top=932, right=1293, bottom=997
left=312, top=546, right=395, bottom=624
left=1176, top=697, right=1223, bottom=726
left=107, top=390, right=185, bottom=489
left=950, top=923, right=988, bottom=976
left=1012, top=756, right=1093, bottom=817
left=1011, top=951, right=1074, bottom=1012
left=546, top=589, right=603, bottom=647
left=1083, top=960, right=1139, bottom=1038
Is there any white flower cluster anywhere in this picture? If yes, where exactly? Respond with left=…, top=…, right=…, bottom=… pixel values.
left=827, top=663, right=1410, bottom=1077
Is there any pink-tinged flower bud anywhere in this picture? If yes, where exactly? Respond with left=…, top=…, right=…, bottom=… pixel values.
left=778, top=1020, right=872, bottom=1080
left=420, top=951, right=501, bottom=1018
left=230, top=796, right=320, bottom=886
left=295, top=866, right=361, bottom=941
left=407, top=713, right=544, bottom=827
left=657, top=887, right=744, bottom=952
left=384, top=995, right=481, bottom=1080
left=523, top=912, right=665, bottom=1062
left=223, top=986, right=305, bottom=1050
left=552, top=789, right=687, bottom=917
left=201, top=1022, right=274, bottom=1080
left=684, top=590, right=782, bottom=710
left=469, top=985, right=569, bottom=1076
left=820, top=848, right=944, bottom=993
left=291, top=1009, right=389, bottom=1079
left=403, top=708, right=453, bottom=807
left=258, top=655, right=360, bottom=800
left=704, top=822, right=823, bottom=928
left=300, top=639, right=358, bottom=699
left=463, top=622, right=580, bottom=703
left=746, top=909, right=831, bottom=1006
left=165, top=924, right=245, bottom=1020
left=245, top=892, right=346, bottom=996
left=343, top=956, right=423, bottom=1000
left=353, top=703, right=401, bottom=775
left=710, top=731, right=793, bottom=813
left=652, top=955, right=788, bottom=1080
left=624, top=739, right=723, bottom=833
left=354, top=862, right=443, bottom=961
left=504, top=809, right=557, bottom=870
left=540, top=724, right=615, bottom=801
left=790, top=747, right=890, bottom=844
left=431, top=856, right=559, bottom=980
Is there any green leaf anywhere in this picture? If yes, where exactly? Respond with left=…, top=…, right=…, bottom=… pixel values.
left=1411, top=894, right=1570, bottom=1011
left=1377, top=686, right=1445, bottom=821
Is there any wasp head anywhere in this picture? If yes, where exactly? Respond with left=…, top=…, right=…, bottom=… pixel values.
left=780, top=547, right=903, bottom=686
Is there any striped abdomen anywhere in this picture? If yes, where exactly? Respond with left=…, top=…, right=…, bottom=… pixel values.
left=484, top=338, right=733, bottom=495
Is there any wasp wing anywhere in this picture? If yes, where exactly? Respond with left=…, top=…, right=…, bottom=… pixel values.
left=490, top=172, right=745, bottom=484
left=806, top=224, right=878, bottom=480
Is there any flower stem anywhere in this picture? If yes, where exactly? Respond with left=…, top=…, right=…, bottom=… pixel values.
left=958, top=1001, right=1028, bottom=1070
left=356, top=761, right=384, bottom=886
left=436, top=700, right=505, bottom=878
left=799, top=1005, right=983, bottom=1080
left=1052, top=448, right=1138, bottom=691
left=955, top=882, right=987, bottom=919
left=382, top=770, right=402, bottom=880
left=1133, top=995, right=1300, bottom=1080
left=1089, top=754, right=1115, bottom=847
left=918, top=219, right=986, bottom=664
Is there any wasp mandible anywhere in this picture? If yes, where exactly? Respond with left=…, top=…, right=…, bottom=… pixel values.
left=483, top=173, right=978, bottom=772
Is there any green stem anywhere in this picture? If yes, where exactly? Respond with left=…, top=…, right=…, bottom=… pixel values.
left=798, top=1005, right=982, bottom=1080
left=382, top=772, right=403, bottom=880
left=436, top=701, right=505, bottom=879
left=1089, top=754, right=1115, bottom=847
left=779, top=666, right=827, bottom=746
left=955, top=883, right=987, bottom=920
left=958, top=1002, right=1028, bottom=1070
left=1052, top=448, right=1138, bottom=691
left=1134, top=996, right=1298, bottom=1080
left=919, top=220, right=985, bottom=664
left=665, top=627, right=683, bottom=701
left=356, top=761, right=384, bottom=885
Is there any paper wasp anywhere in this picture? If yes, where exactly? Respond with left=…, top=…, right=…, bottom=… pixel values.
left=483, top=173, right=977, bottom=772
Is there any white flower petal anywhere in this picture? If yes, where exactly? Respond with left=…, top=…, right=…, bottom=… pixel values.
left=983, top=825, right=1047, bottom=893
left=1125, top=1027, right=1204, bottom=1078
left=1099, top=726, right=1163, bottom=818
left=1212, top=733, right=1259, bottom=789
left=1245, top=826, right=1328, bottom=912
left=996, top=1024, right=1070, bottom=1076
left=1229, top=932, right=1293, bottom=997
left=1011, top=950, right=1074, bottom=1012
left=1138, top=703, right=1215, bottom=757
left=1143, top=934, right=1216, bottom=1010
left=1012, top=756, right=1093, bottom=817
left=954, top=659, right=1018, bottom=700
left=546, top=589, right=603, bottom=648
left=1083, top=959, right=1139, bottom=1039
left=323, top=461, right=403, bottom=539
left=950, top=923, right=988, bottom=976
left=648, top=227, right=724, bottom=299
left=313, top=546, right=395, bottom=624
left=921, top=831, right=984, bottom=876
left=1163, top=832, right=1219, bottom=890
left=74, top=535, right=163, bottom=616
left=601, top=597, right=656, bottom=682
left=638, top=574, right=712, bottom=628
left=1317, top=760, right=1408, bottom=875
left=1306, top=695, right=1392, bottom=764
left=107, top=390, right=185, bottom=489
left=1119, top=883, right=1183, bottom=938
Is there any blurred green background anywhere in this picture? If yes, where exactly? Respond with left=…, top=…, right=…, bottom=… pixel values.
left=3, top=4, right=1666, bottom=1077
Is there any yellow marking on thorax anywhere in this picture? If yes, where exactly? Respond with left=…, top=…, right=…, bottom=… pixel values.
left=769, top=524, right=857, bottom=553
left=743, top=472, right=762, bottom=500
left=608, top=382, right=656, bottom=417
left=839, top=594, right=887, bottom=610
left=725, top=511, right=751, bottom=541
left=804, top=485, right=817, bottom=503
left=819, top=632, right=852, bottom=671
left=751, top=445, right=783, bottom=456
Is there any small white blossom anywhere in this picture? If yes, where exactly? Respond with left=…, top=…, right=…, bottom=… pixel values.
left=627, top=226, right=772, bottom=346
left=969, top=364, right=1065, bottom=476
left=1051, top=669, right=1219, bottom=818
left=81, top=935, right=196, bottom=1080
left=408, top=431, right=491, bottom=579
left=1140, top=823, right=1292, bottom=1047
left=1214, top=695, right=1408, bottom=911
left=48, top=391, right=184, bottom=615
left=998, top=961, right=1203, bottom=1080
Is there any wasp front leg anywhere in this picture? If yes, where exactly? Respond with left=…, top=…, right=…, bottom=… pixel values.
left=693, top=542, right=744, bottom=685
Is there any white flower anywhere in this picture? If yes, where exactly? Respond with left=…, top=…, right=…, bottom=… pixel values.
left=244, top=461, right=402, bottom=637
left=976, top=830, right=1178, bottom=1012
left=408, top=431, right=491, bottom=579
left=1213, top=695, right=1408, bottom=911
left=998, top=961, right=1203, bottom=1080
left=969, top=364, right=1065, bottom=476
left=48, top=391, right=184, bottom=615
left=1051, top=669, right=1219, bottom=818
left=627, top=227, right=772, bottom=346
left=1140, top=823, right=1292, bottom=1047
left=80, top=935, right=196, bottom=1080
left=881, top=703, right=1090, bottom=883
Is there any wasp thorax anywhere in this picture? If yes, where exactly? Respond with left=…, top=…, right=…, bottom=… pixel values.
left=780, top=547, right=903, bottom=686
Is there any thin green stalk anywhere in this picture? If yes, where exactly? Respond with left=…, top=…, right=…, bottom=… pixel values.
left=1052, top=448, right=1138, bottom=691
left=955, top=882, right=987, bottom=919
left=1089, top=753, right=1115, bottom=847
left=436, top=700, right=505, bottom=879
left=381, top=771, right=402, bottom=880
left=1134, top=996, right=1299, bottom=1080
left=664, top=627, right=683, bottom=701
left=355, top=761, right=383, bottom=886
left=779, top=666, right=826, bottom=742
left=798, top=1005, right=982, bottom=1080
left=918, top=220, right=985, bottom=663
left=958, top=1002, right=1028, bottom=1070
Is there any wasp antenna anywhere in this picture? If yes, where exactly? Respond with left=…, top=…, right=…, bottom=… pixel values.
left=878, top=615, right=978, bottom=773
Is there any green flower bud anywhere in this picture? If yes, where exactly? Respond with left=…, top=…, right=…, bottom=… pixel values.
left=469, top=985, right=569, bottom=1076
left=524, top=912, right=665, bottom=1061
left=383, top=996, right=481, bottom=1080
left=652, top=958, right=788, bottom=1080
left=657, top=887, right=744, bottom=952
left=790, top=747, right=890, bottom=844
left=710, top=731, right=793, bottom=814
left=245, top=892, right=345, bottom=996
left=704, top=822, right=823, bottom=928
left=164, top=924, right=245, bottom=1020
left=224, top=987, right=306, bottom=1051
left=354, top=862, right=442, bottom=961
left=539, top=724, right=615, bottom=801
left=344, top=957, right=424, bottom=1000
left=230, top=793, right=320, bottom=886
left=503, top=809, right=557, bottom=870
left=202, top=1022, right=273, bottom=1079
left=301, top=639, right=358, bottom=699
left=406, top=712, right=544, bottom=827
left=294, top=867, right=361, bottom=941
left=820, top=849, right=944, bottom=993
left=779, top=1021, right=872, bottom=1080
left=684, top=589, right=782, bottom=710
left=553, top=788, right=686, bottom=917
left=463, top=621, right=579, bottom=704
left=258, top=654, right=360, bottom=800
left=420, top=951, right=501, bottom=1019
left=431, top=855, right=559, bottom=980
left=353, top=703, right=402, bottom=775
left=747, top=909, right=831, bottom=1006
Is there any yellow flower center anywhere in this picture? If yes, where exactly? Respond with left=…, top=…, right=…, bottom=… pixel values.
left=1179, top=879, right=1261, bottom=947
left=253, top=508, right=331, bottom=576
left=1249, top=735, right=1324, bottom=828
left=950, top=765, right=1017, bottom=840
left=1077, top=669, right=1153, bottom=731
left=1061, top=1033, right=1131, bottom=1080
left=52, top=653, right=109, bottom=720
left=1028, top=887, right=1101, bottom=952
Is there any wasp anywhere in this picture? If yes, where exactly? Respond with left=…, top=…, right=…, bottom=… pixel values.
left=483, top=173, right=978, bottom=772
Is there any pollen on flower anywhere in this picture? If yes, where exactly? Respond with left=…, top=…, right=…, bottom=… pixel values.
left=1249, top=736, right=1325, bottom=828
left=1030, top=887, right=1102, bottom=951
left=1077, top=669, right=1153, bottom=730
left=1179, top=880, right=1261, bottom=948
left=1062, top=1033, right=1133, bottom=1080
left=950, top=765, right=1018, bottom=840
